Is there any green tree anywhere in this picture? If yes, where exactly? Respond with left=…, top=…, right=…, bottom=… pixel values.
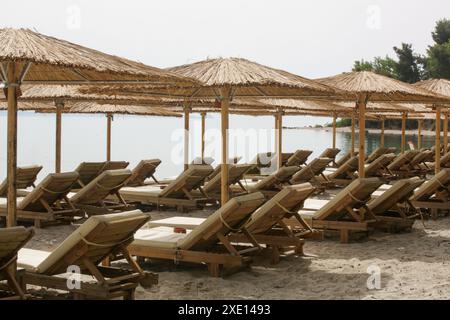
left=353, top=60, right=374, bottom=72
left=393, top=43, right=424, bottom=83
left=426, top=19, right=450, bottom=79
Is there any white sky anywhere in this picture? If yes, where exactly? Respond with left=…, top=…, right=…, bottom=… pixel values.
left=1, top=0, right=448, bottom=78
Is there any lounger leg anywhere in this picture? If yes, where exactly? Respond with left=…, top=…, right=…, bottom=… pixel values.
left=271, top=246, right=280, bottom=265
left=207, top=263, right=221, bottom=277
left=4, top=265, right=27, bottom=300
left=295, top=243, right=304, bottom=256
left=124, top=289, right=135, bottom=300
left=431, top=209, right=438, bottom=220
left=340, top=229, right=349, bottom=244
left=34, top=219, right=41, bottom=229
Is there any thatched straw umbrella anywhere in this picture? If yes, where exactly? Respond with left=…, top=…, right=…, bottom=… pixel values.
left=318, top=71, right=448, bottom=178
left=166, top=58, right=345, bottom=204
left=413, top=79, right=450, bottom=173
left=0, top=28, right=198, bottom=227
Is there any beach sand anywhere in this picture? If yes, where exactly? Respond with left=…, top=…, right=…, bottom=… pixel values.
left=25, top=206, right=450, bottom=300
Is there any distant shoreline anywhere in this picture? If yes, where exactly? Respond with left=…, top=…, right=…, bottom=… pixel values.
left=284, top=126, right=437, bottom=136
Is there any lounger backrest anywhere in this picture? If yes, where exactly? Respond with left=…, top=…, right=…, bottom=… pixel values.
left=208, top=159, right=251, bottom=180
left=387, top=150, right=420, bottom=171
left=26, top=210, right=150, bottom=275
left=319, top=148, right=341, bottom=160
left=73, top=162, right=107, bottom=189
left=290, top=158, right=332, bottom=184
left=160, top=165, right=214, bottom=198
left=285, top=150, right=313, bottom=167
left=328, top=156, right=359, bottom=179
left=411, top=169, right=450, bottom=201
left=336, top=151, right=359, bottom=168
left=365, top=154, right=396, bottom=177
left=203, top=164, right=253, bottom=194
left=127, top=159, right=162, bottom=187
left=410, top=151, right=433, bottom=167
left=440, top=152, right=450, bottom=167
left=70, top=170, right=132, bottom=205
left=0, top=227, right=34, bottom=271
left=178, top=192, right=266, bottom=250
left=366, top=147, right=390, bottom=163
left=244, top=183, right=315, bottom=234
left=253, top=166, right=300, bottom=191
left=367, top=177, right=424, bottom=214
left=102, top=161, right=130, bottom=171
left=314, top=178, right=383, bottom=221
left=0, top=165, right=43, bottom=196
left=18, top=172, right=80, bottom=212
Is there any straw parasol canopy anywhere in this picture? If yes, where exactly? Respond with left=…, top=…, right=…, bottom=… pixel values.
left=0, top=28, right=198, bottom=85
left=413, top=78, right=450, bottom=99
left=81, top=57, right=347, bottom=99
left=0, top=101, right=182, bottom=117
left=0, top=28, right=200, bottom=227
left=318, top=71, right=449, bottom=103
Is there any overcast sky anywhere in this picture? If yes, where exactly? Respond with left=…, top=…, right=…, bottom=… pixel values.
left=1, top=0, right=448, bottom=78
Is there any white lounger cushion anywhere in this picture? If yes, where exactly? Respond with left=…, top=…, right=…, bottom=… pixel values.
left=119, top=185, right=164, bottom=198
left=17, top=210, right=148, bottom=274
left=133, top=227, right=191, bottom=249
left=149, top=217, right=205, bottom=229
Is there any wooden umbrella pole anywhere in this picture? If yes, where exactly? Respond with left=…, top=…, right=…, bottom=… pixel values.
left=183, top=104, right=190, bottom=170
left=351, top=112, right=356, bottom=157
left=6, top=62, right=19, bottom=227
left=401, top=112, right=407, bottom=154
left=277, top=109, right=283, bottom=169
left=444, top=113, right=449, bottom=154
left=436, top=107, right=442, bottom=174
left=332, top=114, right=337, bottom=149
left=55, top=101, right=64, bottom=173
left=417, top=119, right=422, bottom=150
left=201, top=112, right=206, bottom=163
left=106, top=113, right=113, bottom=161
left=220, top=87, right=231, bottom=205
left=380, top=118, right=385, bottom=148
left=358, top=94, right=367, bottom=178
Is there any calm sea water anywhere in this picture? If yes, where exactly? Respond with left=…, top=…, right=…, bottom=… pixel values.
left=0, top=112, right=436, bottom=183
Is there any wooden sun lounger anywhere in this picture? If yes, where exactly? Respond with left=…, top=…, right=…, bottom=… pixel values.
left=364, top=153, right=396, bottom=179
left=410, top=169, right=450, bottom=219
left=366, top=147, right=396, bottom=164
left=422, top=151, right=450, bottom=171
left=207, top=158, right=250, bottom=181
left=148, top=184, right=317, bottom=265
left=128, top=193, right=267, bottom=277
left=119, top=165, right=214, bottom=212
left=284, top=150, right=313, bottom=167
left=289, top=158, right=333, bottom=189
left=387, top=150, right=420, bottom=178
left=102, top=161, right=130, bottom=171
left=320, top=148, right=341, bottom=166
left=323, top=156, right=359, bottom=186
left=126, top=159, right=162, bottom=186
left=364, top=177, right=425, bottom=231
left=0, top=227, right=34, bottom=300
left=0, top=172, right=82, bottom=228
left=72, top=162, right=107, bottom=189
left=198, top=164, right=254, bottom=201
left=335, top=150, right=359, bottom=168
left=0, top=165, right=43, bottom=197
left=17, top=211, right=157, bottom=300
left=297, top=178, right=384, bottom=243
left=246, top=152, right=276, bottom=175
left=238, top=166, right=300, bottom=197
left=69, top=169, right=133, bottom=216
